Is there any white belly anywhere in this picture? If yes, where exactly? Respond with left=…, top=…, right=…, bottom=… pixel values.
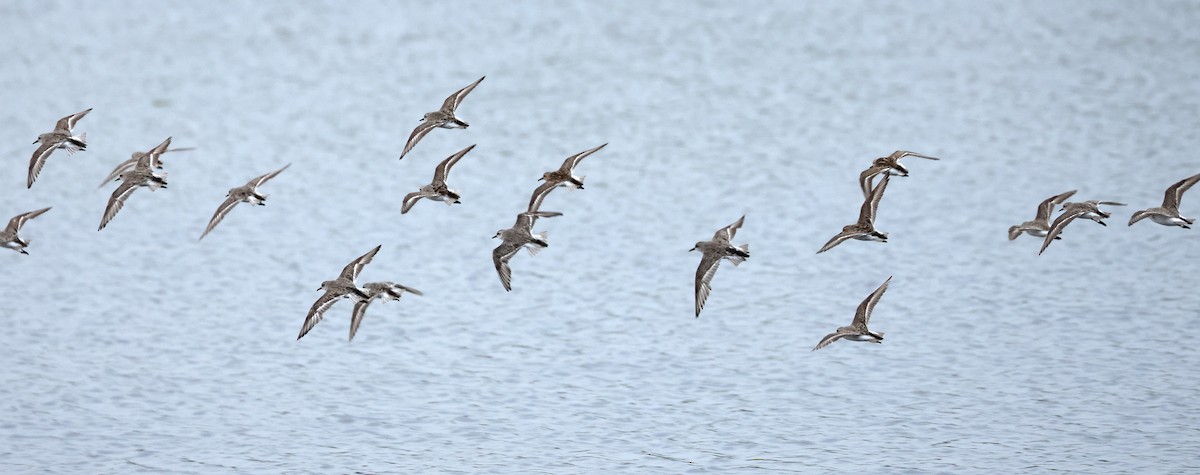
left=1150, top=214, right=1187, bottom=226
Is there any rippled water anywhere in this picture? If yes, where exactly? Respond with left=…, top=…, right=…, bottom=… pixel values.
left=2, top=1, right=1199, bottom=473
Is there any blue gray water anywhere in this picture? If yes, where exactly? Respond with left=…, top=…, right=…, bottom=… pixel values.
left=2, top=1, right=1199, bottom=473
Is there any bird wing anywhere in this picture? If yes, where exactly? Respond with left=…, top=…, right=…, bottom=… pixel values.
left=98, top=181, right=140, bottom=230
left=812, top=329, right=856, bottom=351
left=56, top=108, right=92, bottom=131
left=6, top=207, right=51, bottom=234
left=99, top=156, right=139, bottom=188
left=248, top=163, right=292, bottom=188
left=1036, top=189, right=1077, bottom=221
left=348, top=299, right=374, bottom=342
left=440, top=76, right=485, bottom=113
left=27, top=141, right=58, bottom=188
left=562, top=143, right=608, bottom=171
left=694, top=252, right=722, bottom=317
left=712, top=215, right=745, bottom=243
left=198, top=194, right=243, bottom=240
left=338, top=245, right=381, bottom=281
left=1039, top=208, right=1084, bottom=255
left=492, top=241, right=524, bottom=291
left=854, top=276, right=892, bottom=327
left=858, top=165, right=886, bottom=199
left=816, top=230, right=860, bottom=254
left=399, top=119, right=440, bottom=159
left=142, top=137, right=172, bottom=168
left=434, top=144, right=476, bottom=183
left=401, top=190, right=437, bottom=214
left=1164, top=172, right=1200, bottom=209
left=892, top=150, right=939, bottom=161
left=526, top=180, right=560, bottom=213
left=297, top=290, right=342, bottom=340
left=859, top=173, right=890, bottom=225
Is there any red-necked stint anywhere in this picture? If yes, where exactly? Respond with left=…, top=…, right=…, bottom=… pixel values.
left=398, top=76, right=485, bottom=160
left=1, top=207, right=51, bottom=255
left=858, top=150, right=938, bottom=198
left=813, top=276, right=892, bottom=351
left=1038, top=200, right=1126, bottom=255
left=98, top=145, right=195, bottom=188
left=297, top=245, right=381, bottom=340
left=1008, top=189, right=1077, bottom=240
left=98, top=138, right=173, bottom=231
left=527, top=143, right=608, bottom=212
left=349, top=282, right=424, bottom=341
left=691, top=215, right=750, bottom=317
left=199, top=163, right=291, bottom=240
left=1128, top=172, right=1200, bottom=229
left=817, top=174, right=890, bottom=254
left=28, top=108, right=92, bottom=188
left=401, top=144, right=476, bottom=214
left=492, top=210, right=563, bottom=292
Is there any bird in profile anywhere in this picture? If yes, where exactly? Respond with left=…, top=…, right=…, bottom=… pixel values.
left=1, top=207, right=52, bottom=255
left=1128, top=172, right=1200, bottom=229
left=691, top=215, right=750, bottom=317
left=199, top=163, right=292, bottom=240
left=1038, top=200, right=1126, bottom=255
left=817, top=174, right=890, bottom=254
left=492, top=210, right=563, bottom=291
left=28, top=108, right=92, bottom=188
left=349, top=282, right=424, bottom=341
left=98, top=137, right=173, bottom=231
left=98, top=145, right=196, bottom=188
left=297, top=245, right=381, bottom=340
left=401, top=144, right=476, bottom=214
left=812, top=276, right=892, bottom=351
left=858, top=150, right=938, bottom=198
left=399, top=76, right=485, bottom=159
left=527, top=143, right=608, bottom=212
left=1008, top=189, right=1077, bottom=240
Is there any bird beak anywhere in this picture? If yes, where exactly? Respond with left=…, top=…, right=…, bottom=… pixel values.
left=688, top=246, right=697, bottom=252
left=537, top=177, right=544, bottom=181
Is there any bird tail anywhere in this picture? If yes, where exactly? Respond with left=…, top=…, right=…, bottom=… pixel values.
left=148, top=173, right=168, bottom=191
left=64, top=133, right=87, bottom=154
left=527, top=232, right=548, bottom=256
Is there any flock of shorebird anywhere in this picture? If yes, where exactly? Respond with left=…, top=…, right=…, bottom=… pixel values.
left=7, top=76, right=1199, bottom=348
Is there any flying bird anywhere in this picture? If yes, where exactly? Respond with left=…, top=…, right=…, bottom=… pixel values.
left=99, top=145, right=195, bottom=188
left=492, top=210, right=563, bottom=291
left=1038, top=200, right=1126, bottom=255
left=858, top=150, right=938, bottom=198
left=691, top=215, right=750, bottom=317
left=297, top=245, right=382, bottom=340
left=349, top=282, right=424, bottom=341
left=1128, top=172, right=1200, bottom=229
left=812, top=276, right=892, bottom=351
left=401, top=144, right=475, bottom=214
left=1, top=207, right=52, bottom=255
left=817, top=174, right=890, bottom=253
left=28, top=108, right=92, bottom=188
left=199, top=163, right=291, bottom=240
left=527, top=143, right=607, bottom=212
left=1008, top=189, right=1077, bottom=240
left=98, top=138, right=172, bottom=231
left=398, top=76, right=485, bottom=159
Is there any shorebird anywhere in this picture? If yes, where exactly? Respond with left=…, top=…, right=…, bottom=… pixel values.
left=492, top=210, right=563, bottom=291
left=1038, top=200, right=1126, bottom=255
left=98, top=138, right=172, bottom=231
left=858, top=150, right=938, bottom=198
left=98, top=145, right=195, bottom=188
left=817, top=174, right=890, bottom=254
left=1, top=207, right=51, bottom=255
left=812, top=276, right=892, bottom=351
left=401, top=144, right=475, bottom=214
left=1128, top=172, right=1200, bottom=229
left=198, top=163, right=291, bottom=240
left=349, top=282, right=424, bottom=341
left=297, top=245, right=381, bottom=340
left=28, top=108, right=92, bottom=188
left=398, top=76, right=485, bottom=159
left=527, top=143, right=608, bottom=212
left=1008, top=189, right=1077, bottom=240
left=691, top=215, right=750, bottom=317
